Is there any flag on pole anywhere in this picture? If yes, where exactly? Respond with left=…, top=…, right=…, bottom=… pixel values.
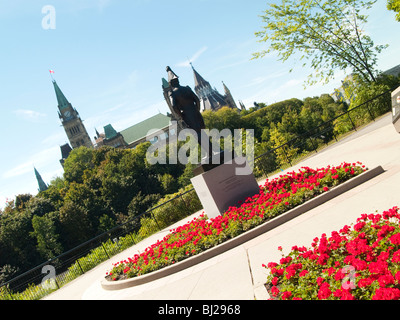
left=49, top=70, right=55, bottom=74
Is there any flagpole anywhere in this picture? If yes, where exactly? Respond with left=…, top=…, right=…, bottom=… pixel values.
left=49, top=69, right=55, bottom=81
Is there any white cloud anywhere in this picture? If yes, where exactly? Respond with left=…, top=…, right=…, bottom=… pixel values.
left=3, top=146, right=60, bottom=179
left=243, top=70, right=290, bottom=88
left=176, top=46, right=208, bottom=67
left=41, top=132, right=67, bottom=147
left=14, top=109, right=46, bottom=122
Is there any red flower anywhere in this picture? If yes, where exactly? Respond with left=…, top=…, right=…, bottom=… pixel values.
left=358, top=278, right=373, bottom=288
left=372, top=287, right=400, bottom=300
left=317, top=277, right=325, bottom=286
left=334, top=269, right=345, bottom=281
left=340, top=289, right=356, bottom=300
left=299, top=270, right=309, bottom=277
left=270, top=286, right=280, bottom=297
left=389, top=233, right=400, bottom=245
left=279, top=256, right=292, bottom=265
left=353, top=221, right=366, bottom=232
left=368, top=261, right=389, bottom=275
left=323, top=267, right=335, bottom=276
left=282, top=291, right=292, bottom=300
left=318, top=282, right=332, bottom=300
left=352, top=258, right=368, bottom=271
left=378, top=274, right=395, bottom=287
left=317, top=253, right=329, bottom=265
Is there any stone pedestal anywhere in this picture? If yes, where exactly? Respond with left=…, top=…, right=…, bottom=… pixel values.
left=190, top=156, right=259, bottom=219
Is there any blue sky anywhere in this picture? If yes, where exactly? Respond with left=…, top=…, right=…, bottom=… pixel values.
left=0, top=0, right=399, bottom=208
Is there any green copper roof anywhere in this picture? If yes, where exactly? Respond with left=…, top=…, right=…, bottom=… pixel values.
left=120, top=113, right=171, bottom=145
left=34, top=167, right=48, bottom=193
left=162, top=78, right=170, bottom=89
left=104, top=124, right=118, bottom=140
left=52, top=80, right=70, bottom=110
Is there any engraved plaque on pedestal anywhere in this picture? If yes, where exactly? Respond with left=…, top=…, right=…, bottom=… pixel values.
left=190, top=156, right=259, bottom=219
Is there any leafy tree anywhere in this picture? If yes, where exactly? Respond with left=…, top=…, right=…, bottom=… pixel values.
left=14, top=194, right=32, bottom=211
left=0, top=210, right=39, bottom=270
left=159, top=173, right=178, bottom=195
left=241, top=98, right=303, bottom=140
left=31, top=213, right=63, bottom=261
left=178, top=163, right=196, bottom=188
left=25, top=196, right=56, bottom=217
left=269, top=126, right=299, bottom=167
left=203, top=107, right=242, bottom=131
left=63, top=147, right=94, bottom=184
left=98, top=214, right=117, bottom=234
left=202, top=110, right=222, bottom=130
left=125, top=192, right=160, bottom=222
left=58, top=201, right=92, bottom=248
left=0, top=264, right=19, bottom=284
left=387, top=0, right=400, bottom=21
left=253, top=0, right=388, bottom=85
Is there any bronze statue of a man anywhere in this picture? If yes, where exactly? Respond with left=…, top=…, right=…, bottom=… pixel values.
left=166, top=66, right=213, bottom=156
left=166, top=66, right=205, bottom=132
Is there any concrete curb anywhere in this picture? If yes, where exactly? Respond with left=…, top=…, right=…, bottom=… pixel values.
left=101, top=165, right=385, bottom=291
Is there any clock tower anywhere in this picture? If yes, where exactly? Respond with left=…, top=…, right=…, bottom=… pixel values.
left=52, top=80, right=93, bottom=149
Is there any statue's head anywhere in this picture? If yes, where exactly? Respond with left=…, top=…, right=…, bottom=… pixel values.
left=166, top=66, right=180, bottom=87
left=170, top=78, right=180, bottom=88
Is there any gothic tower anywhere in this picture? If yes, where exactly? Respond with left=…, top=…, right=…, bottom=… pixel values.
left=191, top=64, right=227, bottom=112
left=190, top=64, right=238, bottom=112
left=52, top=80, right=93, bottom=149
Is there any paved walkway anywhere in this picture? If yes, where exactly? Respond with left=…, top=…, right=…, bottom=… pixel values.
left=43, top=113, right=400, bottom=300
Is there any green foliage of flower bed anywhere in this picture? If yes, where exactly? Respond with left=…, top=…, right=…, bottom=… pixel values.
left=106, top=162, right=365, bottom=281
left=264, top=206, right=400, bottom=300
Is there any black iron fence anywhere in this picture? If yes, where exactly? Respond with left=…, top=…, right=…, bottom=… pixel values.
left=0, top=87, right=393, bottom=300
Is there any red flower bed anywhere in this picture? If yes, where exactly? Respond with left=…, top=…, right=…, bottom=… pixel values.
left=264, top=206, right=400, bottom=300
left=106, top=162, right=365, bottom=281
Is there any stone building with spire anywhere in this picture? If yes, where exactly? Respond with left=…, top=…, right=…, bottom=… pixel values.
left=51, top=64, right=241, bottom=170
left=190, top=64, right=239, bottom=112
left=52, top=80, right=93, bottom=166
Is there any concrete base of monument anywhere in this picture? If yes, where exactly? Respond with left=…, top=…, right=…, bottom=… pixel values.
left=190, top=156, right=260, bottom=219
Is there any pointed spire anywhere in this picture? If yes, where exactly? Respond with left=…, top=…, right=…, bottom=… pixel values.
left=191, top=64, right=211, bottom=93
left=34, top=167, right=48, bottom=193
left=222, top=81, right=230, bottom=94
left=52, top=80, right=71, bottom=110
left=190, top=64, right=227, bottom=111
